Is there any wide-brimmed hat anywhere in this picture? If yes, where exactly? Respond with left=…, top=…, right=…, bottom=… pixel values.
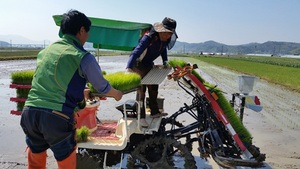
left=153, top=17, right=177, bottom=36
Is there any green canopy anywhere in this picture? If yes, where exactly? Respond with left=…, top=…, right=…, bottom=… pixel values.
left=52, top=15, right=152, bottom=51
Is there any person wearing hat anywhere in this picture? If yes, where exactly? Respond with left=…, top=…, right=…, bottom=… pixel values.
left=126, top=17, right=178, bottom=128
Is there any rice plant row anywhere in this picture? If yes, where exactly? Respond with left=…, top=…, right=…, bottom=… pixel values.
left=225, top=55, right=300, bottom=68
left=193, top=56, right=300, bottom=92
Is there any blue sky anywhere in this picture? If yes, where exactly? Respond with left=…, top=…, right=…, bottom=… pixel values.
left=1, top=0, right=299, bottom=45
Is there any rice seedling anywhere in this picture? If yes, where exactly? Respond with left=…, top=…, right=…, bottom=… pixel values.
left=16, top=88, right=30, bottom=98
left=76, top=126, right=91, bottom=142
left=11, top=70, right=34, bottom=84
left=206, top=83, right=252, bottom=144
left=11, top=70, right=34, bottom=111
left=88, top=71, right=141, bottom=93
left=17, top=102, right=25, bottom=111
left=168, top=59, right=187, bottom=68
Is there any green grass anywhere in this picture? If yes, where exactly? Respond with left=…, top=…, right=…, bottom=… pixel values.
left=193, top=56, right=300, bottom=92
left=227, top=55, right=300, bottom=68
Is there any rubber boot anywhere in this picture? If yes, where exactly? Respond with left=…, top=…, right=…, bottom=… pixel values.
left=57, top=149, right=76, bottom=169
left=28, top=148, right=47, bottom=169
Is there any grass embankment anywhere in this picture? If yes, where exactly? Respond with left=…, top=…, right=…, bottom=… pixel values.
left=0, top=49, right=40, bottom=60
left=192, top=55, right=300, bottom=92
left=0, top=48, right=130, bottom=61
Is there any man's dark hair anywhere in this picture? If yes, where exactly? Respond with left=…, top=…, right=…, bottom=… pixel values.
left=60, top=9, right=91, bottom=35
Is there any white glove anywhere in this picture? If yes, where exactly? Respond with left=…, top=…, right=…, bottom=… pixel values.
left=125, top=68, right=134, bottom=74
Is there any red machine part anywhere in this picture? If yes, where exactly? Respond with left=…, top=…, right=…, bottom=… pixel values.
left=186, top=73, right=246, bottom=151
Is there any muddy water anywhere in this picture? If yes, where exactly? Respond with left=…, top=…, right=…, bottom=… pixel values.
left=0, top=56, right=129, bottom=119
left=1, top=56, right=299, bottom=168
left=0, top=56, right=204, bottom=168
left=0, top=56, right=131, bottom=168
left=0, top=56, right=216, bottom=168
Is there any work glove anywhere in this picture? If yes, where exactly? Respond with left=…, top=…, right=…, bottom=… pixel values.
left=125, top=68, right=134, bottom=74
left=163, top=61, right=169, bottom=68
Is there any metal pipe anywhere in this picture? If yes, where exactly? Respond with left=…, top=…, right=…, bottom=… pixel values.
left=240, top=96, right=246, bottom=122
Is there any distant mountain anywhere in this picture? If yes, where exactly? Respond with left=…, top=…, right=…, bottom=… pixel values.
left=1, top=34, right=300, bottom=55
left=0, top=34, right=52, bottom=48
left=171, top=40, right=300, bottom=55
left=0, top=41, right=10, bottom=47
left=1, top=34, right=42, bottom=44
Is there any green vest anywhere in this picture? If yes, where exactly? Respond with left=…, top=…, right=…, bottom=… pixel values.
left=25, top=35, right=88, bottom=116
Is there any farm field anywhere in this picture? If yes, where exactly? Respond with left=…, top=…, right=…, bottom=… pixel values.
left=1, top=56, right=300, bottom=168
left=192, top=55, right=300, bottom=92
left=0, top=48, right=129, bottom=61
left=186, top=57, right=300, bottom=169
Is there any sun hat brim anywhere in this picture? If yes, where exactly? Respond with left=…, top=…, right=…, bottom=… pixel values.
left=153, top=22, right=173, bottom=33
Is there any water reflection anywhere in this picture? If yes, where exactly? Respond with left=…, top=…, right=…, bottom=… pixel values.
left=0, top=55, right=165, bottom=78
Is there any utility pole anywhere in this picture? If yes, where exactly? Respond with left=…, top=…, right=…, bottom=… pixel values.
left=10, top=40, right=12, bottom=52
left=221, top=45, right=223, bottom=55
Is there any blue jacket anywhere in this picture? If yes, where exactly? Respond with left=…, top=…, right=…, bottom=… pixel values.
left=126, top=34, right=168, bottom=69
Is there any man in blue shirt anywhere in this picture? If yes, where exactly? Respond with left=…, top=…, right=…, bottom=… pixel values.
left=126, top=17, right=177, bottom=127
